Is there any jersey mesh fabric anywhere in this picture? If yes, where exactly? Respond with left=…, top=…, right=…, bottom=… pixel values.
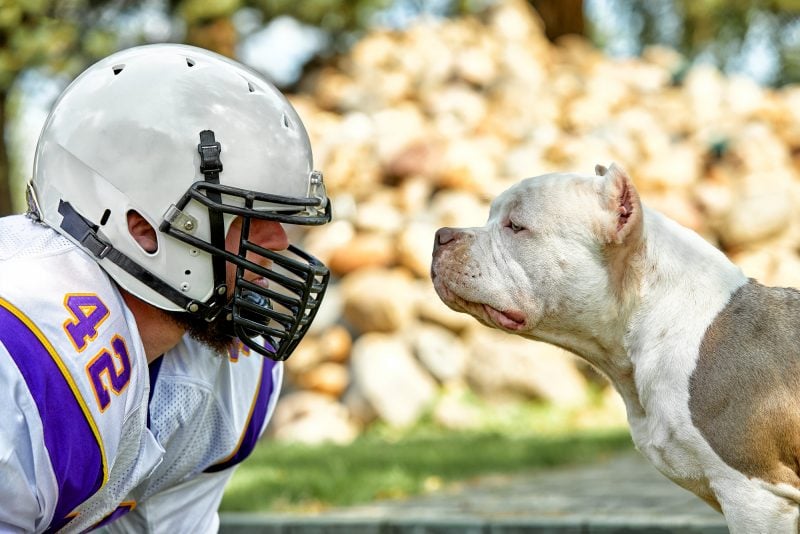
left=0, top=216, right=73, bottom=260
left=142, top=380, right=235, bottom=500
left=61, top=405, right=152, bottom=532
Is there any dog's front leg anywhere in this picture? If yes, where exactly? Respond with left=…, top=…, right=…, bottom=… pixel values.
left=715, top=479, right=800, bottom=533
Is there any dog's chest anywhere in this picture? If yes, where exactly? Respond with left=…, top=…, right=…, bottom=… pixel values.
left=626, top=281, right=800, bottom=494
left=626, top=369, right=710, bottom=485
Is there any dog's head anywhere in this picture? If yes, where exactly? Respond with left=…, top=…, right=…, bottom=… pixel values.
left=430, top=163, right=643, bottom=344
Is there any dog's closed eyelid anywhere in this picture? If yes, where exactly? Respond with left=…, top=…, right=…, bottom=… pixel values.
left=504, top=219, right=525, bottom=233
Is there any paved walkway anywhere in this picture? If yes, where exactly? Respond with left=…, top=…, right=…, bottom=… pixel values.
left=219, top=451, right=728, bottom=533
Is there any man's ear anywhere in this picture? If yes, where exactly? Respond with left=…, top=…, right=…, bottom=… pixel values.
left=127, top=210, right=158, bottom=253
left=597, top=163, right=642, bottom=245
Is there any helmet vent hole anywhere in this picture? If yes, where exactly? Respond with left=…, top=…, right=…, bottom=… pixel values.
left=100, top=209, right=111, bottom=225
left=186, top=57, right=196, bottom=67
left=247, top=81, right=255, bottom=93
left=112, top=65, right=125, bottom=75
left=282, top=113, right=291, bottom=129
left=184, top=269, right=191, bottom=275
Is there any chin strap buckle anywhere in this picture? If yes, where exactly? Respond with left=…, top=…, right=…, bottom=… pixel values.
left=198, top=130, right=223, bottom=178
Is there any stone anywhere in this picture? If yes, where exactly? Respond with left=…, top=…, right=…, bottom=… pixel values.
left=318, top=324, right=353, bottom=363
left=341, top=268, right=418, bottom=333
left=269, top=391, right=359, bottom=445
left=301, top=219, right=355, bottom=266
left=424, top=84, right=488, bottom=136
left=636, top=142, right=701, bottom=191
left=307, top=282, right=343, bottom=335
left=409, top=323, right=468, bottom=384
left=464, top=326, right=589, bottom=407
left=343, top=384, right=378, bottom=426
left=769, top=250, right=800, bottom=289
left=436, top=136, right=503, bottom=193
left=719, top=191, right=792, bottom=248
left=284, top=336, right=325, bottom=377
left=295, top=362, right=350, bottom=398
left=354, top=197, right=405, bottom=234
left=328, top=233, right=396, bottom=275
left=416, top=282, right=477, bottom=332
left=350, top=332, right=438, bottom=427
left=397, top=221, right=439, bottom=279
left=395, top=175, right=435, bottom=217
left=372, top=104, right=430, bottom=165
left=429, top=189, right=490, bottom=229
left=432, top=385, right=482, bottom=431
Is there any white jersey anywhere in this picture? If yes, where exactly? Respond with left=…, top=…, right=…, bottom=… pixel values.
left=0, top=216, right=283, bottom=533
left=100, top=337, right=283, bottom=533
left=0, top=215, right=163, bottom=532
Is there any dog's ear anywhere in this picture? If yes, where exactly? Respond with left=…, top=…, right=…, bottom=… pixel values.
left=594, top=164, right=608, bottom=176
left=598, top=163, right=642, bottom=246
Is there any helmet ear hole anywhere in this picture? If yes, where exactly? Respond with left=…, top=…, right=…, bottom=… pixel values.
left=127, top=210, right=158, bottom=254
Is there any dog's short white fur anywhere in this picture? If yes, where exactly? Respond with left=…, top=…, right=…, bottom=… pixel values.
left=431, top=163, right=800, bottom=533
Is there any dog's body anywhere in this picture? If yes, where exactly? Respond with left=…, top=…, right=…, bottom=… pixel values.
left=431, top=164, right=800, bottom=532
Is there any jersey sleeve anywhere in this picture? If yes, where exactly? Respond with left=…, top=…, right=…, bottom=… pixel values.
left=0, top=293, right=155, bottom=533
left=99, top=470, right=235, bottom=534
left=0, top=341, right=50, bottom=533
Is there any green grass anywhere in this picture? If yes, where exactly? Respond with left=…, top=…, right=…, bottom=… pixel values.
left=220, top=398, right=633, bottom=513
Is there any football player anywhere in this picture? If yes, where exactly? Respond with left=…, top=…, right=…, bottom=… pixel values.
left=0, top=44, right=331, bottom=532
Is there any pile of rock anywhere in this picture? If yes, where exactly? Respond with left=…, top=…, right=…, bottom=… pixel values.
left=266, top=0, right=800, bottom=444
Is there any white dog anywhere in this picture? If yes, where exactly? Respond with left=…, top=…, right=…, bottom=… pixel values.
left=431, top=163, right=800, bottom=533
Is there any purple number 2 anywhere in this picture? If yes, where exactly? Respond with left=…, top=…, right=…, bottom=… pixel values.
left=63, top=294, right=132, bottom=412
left=86, top=336, right=132, bottom=412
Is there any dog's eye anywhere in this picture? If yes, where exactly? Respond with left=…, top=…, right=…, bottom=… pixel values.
left=506, top=220, right=524, bottom=233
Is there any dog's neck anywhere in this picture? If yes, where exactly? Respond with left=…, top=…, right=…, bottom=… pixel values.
left=617, top=209, right=746, bottom=414
left=533, top=208, right=748, bottom=419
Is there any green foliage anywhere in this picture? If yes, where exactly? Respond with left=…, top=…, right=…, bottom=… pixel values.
left=244, top=0, right=393, bottom=49
left=221, top=427, right=632, bottom=512
left=180, top=0, right=243, bottom=23
left=222, top=394, right=630, bottom=513
left=591, top=0, right=800, bottom=86
left=0, top=0, right=120, bottom=91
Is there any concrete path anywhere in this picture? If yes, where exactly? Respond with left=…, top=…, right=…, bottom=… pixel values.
left=220, top=451, right=728, bottom=533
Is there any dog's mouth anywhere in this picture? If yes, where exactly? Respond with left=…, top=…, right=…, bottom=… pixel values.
left=483, top=304, right=526, bottom=330
left=434, top=279, right=527, bottom=331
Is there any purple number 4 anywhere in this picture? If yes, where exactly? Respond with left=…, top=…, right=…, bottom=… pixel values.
left=63, top=294, right=109, bottom=351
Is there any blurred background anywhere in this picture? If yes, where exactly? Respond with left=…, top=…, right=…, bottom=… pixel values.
left=6, top=0, right=800, bottom=513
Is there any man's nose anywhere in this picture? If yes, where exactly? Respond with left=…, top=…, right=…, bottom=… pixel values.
left=249, top=219, right=289, bottom=251
left=434, top=227, right=458, bottom=252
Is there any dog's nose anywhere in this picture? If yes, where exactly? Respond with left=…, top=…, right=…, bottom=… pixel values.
left=434, top=227, right=457, bottom=252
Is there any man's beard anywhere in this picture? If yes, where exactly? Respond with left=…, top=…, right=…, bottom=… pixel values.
left=164, top=308, right=235, bottom=354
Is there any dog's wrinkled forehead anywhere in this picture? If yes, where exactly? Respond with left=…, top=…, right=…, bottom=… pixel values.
left=489, top=172, right=598, bottom=221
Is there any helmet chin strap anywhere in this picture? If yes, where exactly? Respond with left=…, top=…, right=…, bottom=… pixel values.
left=56, top=199, right=195, bottom=310
left=196, top=130, right=230, bottom=321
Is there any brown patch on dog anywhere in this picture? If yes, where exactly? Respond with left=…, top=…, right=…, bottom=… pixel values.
left=690, top=280, right=800, bottom=489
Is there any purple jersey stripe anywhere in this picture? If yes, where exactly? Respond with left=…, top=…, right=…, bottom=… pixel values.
left=0, top=300, right=105, bottom=530
left=205, top=359, right=277, bottom=473
left=89, top=501, right=135, bottom=529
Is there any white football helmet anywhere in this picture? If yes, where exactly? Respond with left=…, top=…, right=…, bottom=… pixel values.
left=28, top=43, right=331, bottom=361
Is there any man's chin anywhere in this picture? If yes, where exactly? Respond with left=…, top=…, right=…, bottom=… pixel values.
left=163, top=309, right=236, bottom=355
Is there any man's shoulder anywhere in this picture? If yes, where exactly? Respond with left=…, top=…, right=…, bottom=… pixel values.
left=0, top=289, right=154, bottom=530
left=0, top=221, right=151, bottom=467
left=0, top=214, right=75, bottom=260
